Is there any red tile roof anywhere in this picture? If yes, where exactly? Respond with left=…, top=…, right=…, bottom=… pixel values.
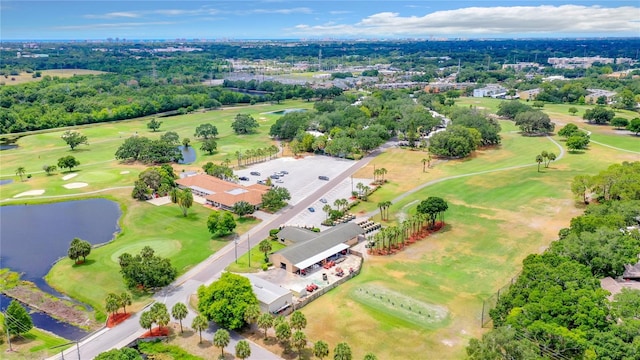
left=176, top=174, right=269, bottom=208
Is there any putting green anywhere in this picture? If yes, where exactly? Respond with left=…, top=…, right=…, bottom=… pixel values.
left=351, top=283, right=449, bottom=329
left=110, top=239, right=181, bottom=263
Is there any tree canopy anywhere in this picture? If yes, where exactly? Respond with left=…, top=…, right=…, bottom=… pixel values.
left=118, top=246, right=178, bottom=290
left=428, top=125, right=481, bottom=158
left=197, top=272, right=259, bottom=330
left=232, top=113, right=259, bottom=134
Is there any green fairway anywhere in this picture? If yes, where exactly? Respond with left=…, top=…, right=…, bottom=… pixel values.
left=0, top=100, right=313, bottom=200
left=456, top=97, right=639, bottom=153
left=300, top=115, right=639, bottom=360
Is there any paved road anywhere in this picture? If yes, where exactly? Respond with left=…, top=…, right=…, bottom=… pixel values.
left=49, top=150, right=381, bottom=360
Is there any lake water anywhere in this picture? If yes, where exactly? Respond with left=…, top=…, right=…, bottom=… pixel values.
left=271, top=108, right=308, bottom=115
left=178, top=145, right=196, bottom=164
left=0, top=199, right=121, bottom=340
left=0, top=144, right=18, bottom=151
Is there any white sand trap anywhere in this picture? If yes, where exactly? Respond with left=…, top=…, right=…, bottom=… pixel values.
left=120, top=171, right=130, bottom=174
left=259, top=117, right=267, bottom=120
left=13, top=189, right=45, bottom=198
left=62, top=173, right=78, bottom=181
left=63, top=182, right=88, bottom=189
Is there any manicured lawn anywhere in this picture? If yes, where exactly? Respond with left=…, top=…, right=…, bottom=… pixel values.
left=0, top=100, right=313, bottom=197
left=0, top=313, right=71, bottom=359
left=225, top=240, right=286, bottom=273
left=300, top=120, right=638, bottom=359
left=456, top=97, right=639, bottom=152
left=45, top=191, right=256, bottom=322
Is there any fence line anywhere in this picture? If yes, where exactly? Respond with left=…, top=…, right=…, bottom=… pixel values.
left=294, top=255, right=363, bottom=311
left=480, top=270, right=521, bottom=328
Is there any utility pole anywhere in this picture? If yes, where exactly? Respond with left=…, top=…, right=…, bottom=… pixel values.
left=234, top=237, right=238, bottom=264
left=247, top=234, right=251, bottom=268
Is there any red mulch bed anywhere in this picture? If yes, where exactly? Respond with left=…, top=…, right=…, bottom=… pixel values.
left=368, top=222, right=445, bottom=256
left=140, top=326, right=170, bottom=338
left=107, top=312, right=131, bottom=328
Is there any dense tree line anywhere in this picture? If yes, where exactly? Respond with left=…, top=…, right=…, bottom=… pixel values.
left=469, top=162, right=640, bottom=360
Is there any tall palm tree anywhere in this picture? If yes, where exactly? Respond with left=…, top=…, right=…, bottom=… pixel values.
left=213, top=329, right=230, bottom=357
left=535, top=154, right=543, bottom=172
left=379, top=167, right=388, bottom=182
left=15, top=167, right=26, bottom=181
left=235, top=150, right=243, bottom=167
left=171, top=302, right=188, bottom=333
left=323, top=204, right=332, bottom=220
left=191, top=315, right=208, bottom=343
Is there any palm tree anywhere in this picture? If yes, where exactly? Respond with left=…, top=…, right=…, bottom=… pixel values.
left=292, top=330, right=308, bottom=358
left=15, top=167, right=26, bottom=181
left=171, top=302, right=188, bottom=333
left=105, top=293, right=119, bottom=316
left=290, top=311, right=307, bottom=330
left=139, top=310, right=154, bottom=335
left=546, top=152, right=556, bottom=168
left=244, top=304, right=261, bottom=329
left=119, top=292, right=132, bottom=314
left=313, top=340, right=329, bottom=359
left=323, top=204, right=332, bottom=220
left=421, top=158, right=428, bottom=172
left=191, top=315, right=208, bottom=343
left=213, top=328, right=230, bottom=357
left=152, top=302, right=170, bottom=333
left=363, top=353, right=378, bottom=360
left=535, top=154, right=543, bottom=172
left=356, top=182, right=365, bottom=197
left=235, top=150, right=243, bottom=167
left=333, top=342, right=352, bottom=360
left=235, top=339, right=252, bottom=359
left=382, top=201, right=392, bottom=221
left=379, top=167, right=388, bottom=182
left=258, top=312, right=274, bottom=339
left=258, top=239, right=272, bottom=262
left=373, top=168, right=381, bottom=182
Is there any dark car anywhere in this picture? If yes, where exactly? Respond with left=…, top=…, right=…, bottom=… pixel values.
left=239, top=176, right=249, bottom=181
left=318, top=175, right=329, bottom=181
left=320, top=198, right=328, bottom=203
left=281, top=170, right=289, bottom=174
left=270, top=174, right=280, bottom=179
left=250, top=171, right=261, bottom=176
left=308, top=207, right=315, bottom=212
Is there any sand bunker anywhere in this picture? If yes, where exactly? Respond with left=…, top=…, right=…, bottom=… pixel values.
left=13, top=190, right=45, bottom=198
left=63, top=182, right=88, bottom=189
left=120, top=171, right=130, bottom=174
left=62, top=173, right=78, bottom=181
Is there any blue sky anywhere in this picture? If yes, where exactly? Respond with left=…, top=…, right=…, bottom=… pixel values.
left=2, top=1, right=639, bottom=40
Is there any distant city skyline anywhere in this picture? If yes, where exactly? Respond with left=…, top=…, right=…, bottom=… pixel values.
left=1, top=1, right=639, bottom=41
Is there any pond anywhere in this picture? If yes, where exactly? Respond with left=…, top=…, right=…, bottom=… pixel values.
left=0, top=144, right=18, bottom=151
left=0, top=179, right=14, bottom=185
left=178, top=145, right=196, bottom=164
left=0, top=198, right=121, bottom=340
left=270, top=108, right=308, bottom=115
left=0, top=293, right=89, bottom=341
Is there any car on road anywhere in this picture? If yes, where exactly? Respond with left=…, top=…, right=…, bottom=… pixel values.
left=318, top=175, right=329, bottom=181
left=308, top=207, right=315, bottom=212
left=280, top=170, right=289, bottom=174
left=275, top=179, right=284, bottom=183
left=250, top=171, right=261, bottom=176
left=320, top=198, right=328, bottom=203
left=239, top=176, right=249, bottom=181
left=270, top=174, right=280, bottom=179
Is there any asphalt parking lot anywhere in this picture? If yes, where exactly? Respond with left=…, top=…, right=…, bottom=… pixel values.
left=234, top=155, right=374, bottom=228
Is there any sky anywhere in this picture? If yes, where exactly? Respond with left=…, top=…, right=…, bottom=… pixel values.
left=1, top=0, right=639, bottom=41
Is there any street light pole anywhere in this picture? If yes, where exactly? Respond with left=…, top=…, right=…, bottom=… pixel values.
left=234, top=237, right=238, bottom=264
left=247, top=234, right=251, bottom=268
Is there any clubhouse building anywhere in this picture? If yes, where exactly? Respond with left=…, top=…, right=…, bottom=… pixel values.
left=175, top=173, right=269, bottom=210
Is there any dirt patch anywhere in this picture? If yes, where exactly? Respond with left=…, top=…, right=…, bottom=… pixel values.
left=3, top=283, right=100, bottom=331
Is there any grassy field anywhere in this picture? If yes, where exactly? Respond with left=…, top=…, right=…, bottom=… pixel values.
left=0, top=313, right=71, bottom=359
left=1, top=69, right=107, bottom=86
left=225, top=240, right=287, bottom=273
left=0, top=100, right=313, bottom=197
left=456, top=97, right=640, bottom=153
left=299, top=113, right=639, bottom=359
left=1, top=101, right=308, bottom=324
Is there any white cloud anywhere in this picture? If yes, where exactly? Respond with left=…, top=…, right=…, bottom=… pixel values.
left=84, top=12, right=140, bottom=19
left=329, top=10, right=352, bottom=15
left=291, top=5, right=640, bottom=37
left=250, top=7, right=313, bottom=15
left=55, top=22, right=175, bottom=31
